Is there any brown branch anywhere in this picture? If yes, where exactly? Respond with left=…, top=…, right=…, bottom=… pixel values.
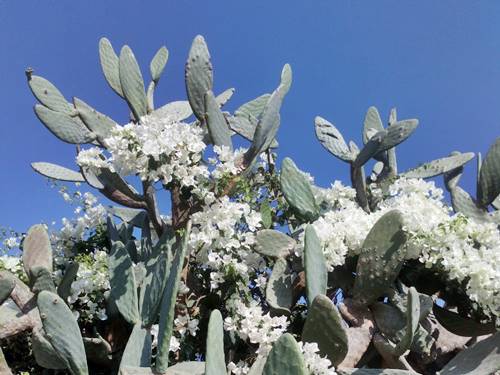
left=171, top=183, right=192, bottom=231
left=0, top=272, right=41, bottom=339
left=350, top=164, right=370, bottom=213
left=338, top=298, right=375, bottom=368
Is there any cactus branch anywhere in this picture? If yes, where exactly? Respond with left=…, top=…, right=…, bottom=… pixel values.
left=142, top=180, right=165, bottom=236
left=350, top=163, right=369, bottom=212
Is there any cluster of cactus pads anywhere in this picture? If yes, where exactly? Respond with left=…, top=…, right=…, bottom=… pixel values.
left=0, top=34, right=499, bottom=375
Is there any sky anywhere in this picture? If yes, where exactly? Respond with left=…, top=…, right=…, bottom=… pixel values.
left=0, top=1, right=499, bottom=233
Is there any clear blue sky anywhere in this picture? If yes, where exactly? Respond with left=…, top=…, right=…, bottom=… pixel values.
left=1, top=1, right=499, bottom=232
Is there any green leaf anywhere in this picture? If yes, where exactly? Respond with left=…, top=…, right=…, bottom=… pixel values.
left=37, top=291, right=88, bottom=375
left=266, top=257, right=293, bottom=314
left=28, top=75, right=74, bottom=114
left=315, top=116, right=353, bottom=162
left=150, top=46, right=169, bottom=83
left=34, top=104, right=95, bottom=144
left=304, top=225, right=327, bottom=304
left=280, top=158, right=319, bottom=220
left=255, top=229, right=296, bottom=258
left=263, top=333, right=308, bottom=375
left=108, top=241, right=140, bottom=325
left=204, top=90, right=233, bottom=150
left=402, top=152, right=475, bottom=179
left=186, top=35, right=213, bottom=121
left=22, top=224, right=53, bottom=278
left=302, top=294, right=348, bottom=366
left=433, top=304, right=497, bottom=337
left=119, top=46, right=148, bottom=119
left=31, top=162, right=85, bottom=182
left=353, top=210, right=407, bottom=306
left=478, top=137, right=500, bottom=207
left=99, top=38, right=124, bottom=97
left=205, top=310, right=226, bottom=375
left=439, top=332, right=500, bottom=375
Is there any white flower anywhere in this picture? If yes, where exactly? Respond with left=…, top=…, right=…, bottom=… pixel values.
left=298, top=341, right=337, bottom=375
left=150, top=325, right=181, bottom=352
left=224, top=300, right=289, bottom=355
left=103, top=115, right=209, bottom=190
left=75, top=147, right=110, bottom=173
left=228, top=361, right=249, bottom=375
left=2, top=236, right=19, bottom=249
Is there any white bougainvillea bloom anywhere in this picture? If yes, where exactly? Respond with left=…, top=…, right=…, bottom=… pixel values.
left=224, top=300, right=289, bottom=355
left=297, top=341, right=337, bottom=375
left=308, top=177, right=500, bottom=321
left=103, top=115, right=209, bottom=189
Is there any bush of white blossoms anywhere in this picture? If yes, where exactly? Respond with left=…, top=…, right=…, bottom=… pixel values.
left=1, top=35, right=499, bottom=375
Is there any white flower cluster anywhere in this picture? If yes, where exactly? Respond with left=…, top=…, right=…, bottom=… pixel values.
left=298, top=341, right=337, bottom=375
left=151, top=324, right=182, bottom=353
left=0, top=255, right=24, bottom=280
left=77, top=114, right=210, bottom=191
left=309, top=177, right=500, bottom=320
left=54, top=191, right=107, bottom=252
left=189, top=197, right=263, bottom=289
left=226, top=336, right=336, bottom=375
left=2, top=236, right=20, bottom=250
left=224, top=300, right=289, bottom=356
left=75, top=147, right=109, bottom=174
left=54, top=250, right=109, bottom=322
left=208, top=146, right=246, bottom=180
left=417, top=216, right=500, bottom=320
left=151, top=311, right=199, bottom=353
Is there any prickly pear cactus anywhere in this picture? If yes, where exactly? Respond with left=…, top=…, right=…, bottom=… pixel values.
left=0, top=33, right=498, bottom=375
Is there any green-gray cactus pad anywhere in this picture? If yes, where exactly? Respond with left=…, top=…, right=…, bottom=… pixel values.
left=37, top=291, right=88, bottom=375
left=302, top=294, right=348, bottom=366
left=186, top=35, right=213, bottom=121
left=254, top=229, right=296, bottom=258
left=205, top=309, right=226, bottom=375
left=304, top=224, right=327, bottom=304
left=266, top=257, right=293, bottom=314
left=353, top=210, right=407, bottom=305
left=31, top=162, right=85, bottom=182
left=280, top=157, right=319, bottom=221
left=263, top=333, right=308, bottom=375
